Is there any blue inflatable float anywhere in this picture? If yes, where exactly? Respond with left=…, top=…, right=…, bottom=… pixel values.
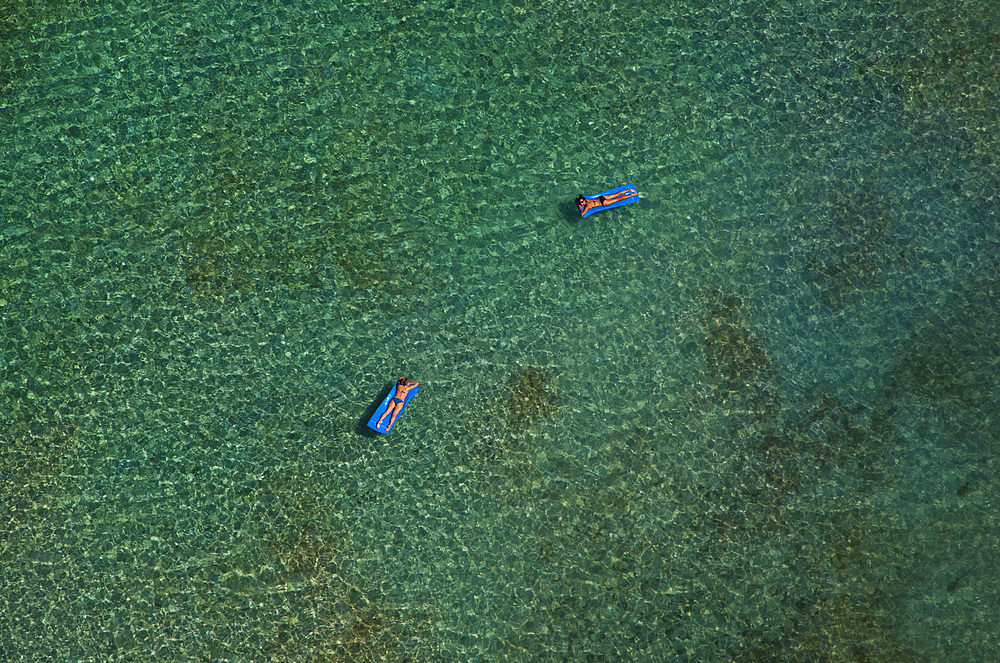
left=576, top=183, right=639, bottom=218
left=367, top=380, right=420, bottom=433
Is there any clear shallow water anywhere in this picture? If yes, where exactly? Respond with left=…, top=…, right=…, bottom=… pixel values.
left=2, top=0, right=998, bottom=660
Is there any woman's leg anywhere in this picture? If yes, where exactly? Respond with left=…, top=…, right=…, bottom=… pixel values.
left=386, top=403, right=404, bottom=428
left=377, top=402, right=400, bottom=427
left=605, top=189, right=635, bottom=204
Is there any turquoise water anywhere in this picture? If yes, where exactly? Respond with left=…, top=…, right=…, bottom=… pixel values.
left=2, top=0, right=999, bottom=660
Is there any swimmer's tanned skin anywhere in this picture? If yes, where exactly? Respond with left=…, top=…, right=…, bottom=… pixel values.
left=575, top=187, right=637, bottom=216
left=376, top=376, right=419, bottom=429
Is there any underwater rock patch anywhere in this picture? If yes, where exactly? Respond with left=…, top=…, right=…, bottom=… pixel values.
left=890, top=273, right=1000, bottom=410
left=503, top=365, right=560, bottom=430
left=801, top=179, right=900, bottom=310
left=700, top=292, right=780, bottom=427
left=880, top=1, right=1000, bottom=160
left=260, top=479, right=433, bottom=662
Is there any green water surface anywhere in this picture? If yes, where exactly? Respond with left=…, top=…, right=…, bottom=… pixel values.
left=2, top=0, right=998, bottom=660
